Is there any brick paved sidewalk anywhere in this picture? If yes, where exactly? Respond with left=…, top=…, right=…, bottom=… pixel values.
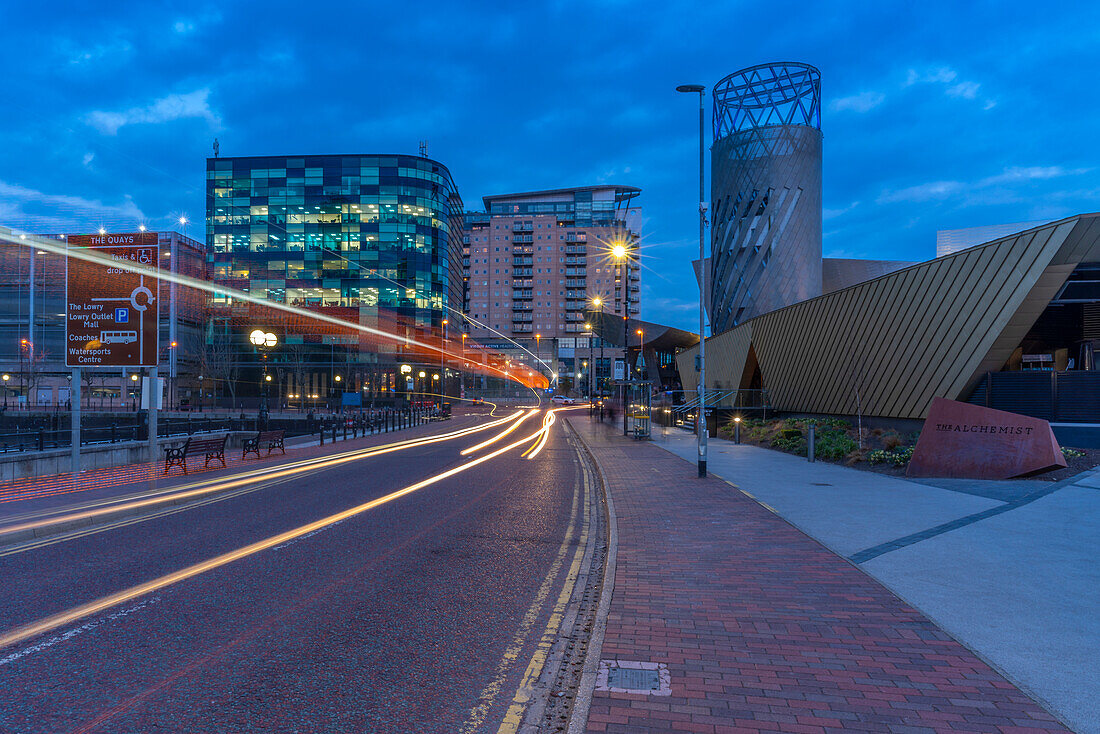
left=569, top=417, right=1069, bottom=734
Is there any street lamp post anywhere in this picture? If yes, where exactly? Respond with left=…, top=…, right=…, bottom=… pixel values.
left=583, top=323, right=593, bottom=399
left=589, top=296, right=604, bottom=399
left=440, top=318, right=448, bottom=409
left=535, top=333, right=542, bottom=389
left=677, top=82, right=708, bottom=477
left=609, top=246, right=630, bottom=435
left=250, top=329, right=278, bottom=422
left=2, top=373, right=8, bottom=410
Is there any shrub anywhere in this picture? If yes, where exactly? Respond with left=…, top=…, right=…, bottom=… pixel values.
left=1062, top=447, right=1086, bottom=459
left=815, top=430, right=858, bottom=461
left=867, top=446, right=914, bottom=466
left=882, top=431, right=903, bottom=450
left=772, top=435, right=807, bottom=454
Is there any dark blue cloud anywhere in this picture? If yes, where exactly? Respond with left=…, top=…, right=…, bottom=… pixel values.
left=1, top=1, right=1098, bottom=331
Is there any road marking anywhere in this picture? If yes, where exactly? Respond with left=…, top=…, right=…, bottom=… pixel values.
left=0, top=412, right=561, bottom=652
left=495, top=453, right=593, bottom=733
left=461, top=453, right=582, bottom=734
left=0, top=412, right=525, bottom=547
left=0, top=597, right=160, bottom=667
left=0, top=469, right=325, bottom=558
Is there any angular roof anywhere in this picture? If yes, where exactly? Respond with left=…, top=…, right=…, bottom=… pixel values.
left=678, top=214, right=1100, bottom=418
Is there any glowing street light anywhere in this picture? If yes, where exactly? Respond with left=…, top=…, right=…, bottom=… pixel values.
left=611, top=243, right=627, bottom=259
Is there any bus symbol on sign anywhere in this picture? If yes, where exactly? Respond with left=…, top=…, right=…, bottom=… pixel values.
left=115, top=308, right=129, bottom=323
left=101, top=331, right=138, bottom=345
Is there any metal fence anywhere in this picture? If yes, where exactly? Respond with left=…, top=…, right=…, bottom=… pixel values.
left=967, top=371, right=1100, bottom=422
left=0, top=406, right=442, bottom=454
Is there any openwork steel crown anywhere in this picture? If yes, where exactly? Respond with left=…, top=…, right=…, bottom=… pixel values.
left=713, top=62, right=821, bottom=140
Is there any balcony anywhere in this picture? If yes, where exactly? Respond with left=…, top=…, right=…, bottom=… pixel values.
left=512, top=267, right=533, bottom=276
left=512, top=278, right=533, bottom=288
left=512, top=303, right=533, bottom=312
left=512, top=244, right=533, bottom=253
left=566, top=233, right=587, bottom=242
left=512, top=234, right=533, bottom=244
left=565, top=245, right=587, bottom=254
left=564, top=279, right=586, bottom=288
left=512, top=289, right=533, bottom=299
left=512, top=324, right=533, bottom=333
left=512, top=224, right=533, bottom=233
left=512, top=314, right=533, bottom=323
left=565, top=268, right=586, bottom=277
left=565, top=257, right=586, bottom=266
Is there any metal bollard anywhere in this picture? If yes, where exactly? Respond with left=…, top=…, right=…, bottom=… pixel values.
left=807, top=424, right=816, bottom=462
left=343, top=423, right=348, bottom=441
left=37, top=429, right=44, bottom=452
left=319, top=422, right=325, bottom=445
left=331, top=423, right=337, bottom=443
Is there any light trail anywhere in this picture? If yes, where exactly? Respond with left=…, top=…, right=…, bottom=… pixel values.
left=460, top=410, right=537, bottom=456
left=0, top=404, right=562, bottom=651
left=0, top=411, right=525, bottom=540
left=0, top=231, right=546, bottom=389
left=521, top=411, right=557, bottom=459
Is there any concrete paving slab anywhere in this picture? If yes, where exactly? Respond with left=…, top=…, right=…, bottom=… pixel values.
left=863, top=486, right=1100, bottom=734
left=653, top=429, right=1000, bottom=556
left=1071, top=471, right=1100, bottom=489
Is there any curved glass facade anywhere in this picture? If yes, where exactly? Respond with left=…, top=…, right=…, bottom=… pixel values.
left=204, top=154, right=464, bottom=407
left=206, top=154, right=463, bottom=330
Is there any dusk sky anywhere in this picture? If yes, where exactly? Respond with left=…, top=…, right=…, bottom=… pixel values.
left=2, top=1, right=1098, bottom=331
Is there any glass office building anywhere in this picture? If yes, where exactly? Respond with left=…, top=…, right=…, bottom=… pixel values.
left=205, top=154, right=464, bottom=408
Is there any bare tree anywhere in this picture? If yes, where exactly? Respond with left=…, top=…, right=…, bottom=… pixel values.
left=24, top=347, right=49, bottom=408
left=285, top=341, right=310, bottom=413
left=201, top=324, right=239, bottom=410
left=81, top=369, right=101, bottom=409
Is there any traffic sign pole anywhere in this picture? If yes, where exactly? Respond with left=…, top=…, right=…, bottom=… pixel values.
left=147, top=366, right=158, bottom=486
left=71, top=367, right=80, bottom=479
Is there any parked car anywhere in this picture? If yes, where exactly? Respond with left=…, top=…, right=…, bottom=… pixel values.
left=550, top=395, right=575, bottom=405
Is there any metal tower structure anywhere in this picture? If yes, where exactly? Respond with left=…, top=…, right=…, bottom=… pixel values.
left=710, top=62, right=822, bottom=332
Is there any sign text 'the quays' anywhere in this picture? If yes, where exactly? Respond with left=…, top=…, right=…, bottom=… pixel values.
left=65, top=232, right=160, bottom=368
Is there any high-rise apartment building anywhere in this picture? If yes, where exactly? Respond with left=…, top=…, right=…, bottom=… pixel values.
left=462, top=185, right=641, bottom=393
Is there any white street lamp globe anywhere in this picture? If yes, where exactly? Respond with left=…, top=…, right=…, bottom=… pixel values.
left=249, top=329, right=266, bottom=346
left=264, top=332, right=277, bottom=347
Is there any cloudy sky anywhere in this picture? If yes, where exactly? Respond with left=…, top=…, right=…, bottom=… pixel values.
left=2, top=1, right=1098, bottom=331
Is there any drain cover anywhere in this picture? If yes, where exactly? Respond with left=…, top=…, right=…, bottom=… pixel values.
left=595, top=660, right=671, bottom=695
left=812, top=482, right=832, bottom=486
left=607, top=667, right=660, bottom=691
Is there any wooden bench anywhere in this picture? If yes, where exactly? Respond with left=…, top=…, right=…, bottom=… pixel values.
left=164, top=434, right=228, bottom=475
left=242, top=429, right=286, bottom=459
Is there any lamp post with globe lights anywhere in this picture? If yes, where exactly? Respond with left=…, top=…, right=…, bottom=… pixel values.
left=249, top=329, right=278, bottom=422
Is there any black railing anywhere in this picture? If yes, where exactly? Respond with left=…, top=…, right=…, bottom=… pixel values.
left=0, top=407, right=450, bottom=454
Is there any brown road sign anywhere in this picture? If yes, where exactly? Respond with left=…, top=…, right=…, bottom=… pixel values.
left=66, top=233, right=160, bottom=367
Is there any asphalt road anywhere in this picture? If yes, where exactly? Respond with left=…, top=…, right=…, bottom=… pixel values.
left=0, top=409, right=585, bottom=733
